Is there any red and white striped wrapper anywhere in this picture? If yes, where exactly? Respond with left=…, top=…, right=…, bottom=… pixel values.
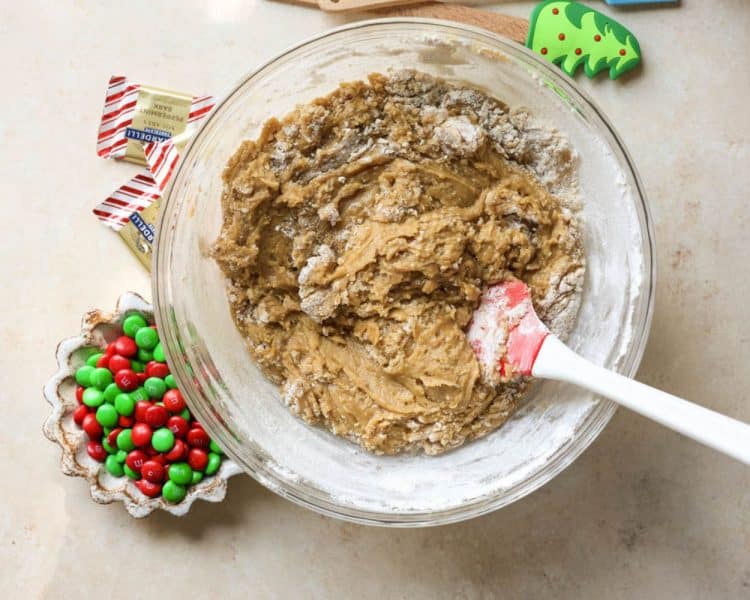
left=93, top=138, right=180, bottom=230
left=188, top=95, right=215, bottom=123
left=96, top=76, right=140, bottom=159
left=143, top=139, right=180, bottom=194
left=92, top=172, right=161, bottom=229
left=93, top=76, right=215, bottom=230
left=96, top=75, right=215, bottom=160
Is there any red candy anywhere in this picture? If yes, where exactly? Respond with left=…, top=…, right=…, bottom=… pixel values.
left=126, top=449, right=148, bottom=472
left=167, top=416, right=189, bottom=439
left=149, top=453, right=167, bottom=465
left=115, top=369, right=138, bottom=392
left=87, top=440, right=107, bottom=462
left=144, top=404, right=168, bottom=428
left=96, top=355, right=110, bottom=368
left=141, top=460, right=165, bottom=483
left=186, top=428, right=209, bottom=449
left=165, top=439, right=188, bottom=462
left=76, top=386, right=84, bottom=404
left=73, top=404, right=88, bottom=425
left=135, top=479, right=162, bottom=498
left=105, top=341, right=118, bottom=356
left=146, top=362, right=170, bottom=379
left=175, top=442, right=190, bottom=461
left=114, top=336, right=137, bottom=357
left=82, top=413, right=103, bottom=440
left=131, top=423, right=152, bottom=447
left=118, top=415, right=135, bottom=428
left=108, top=354, right=130, bottom=373
left=137, top=372, right=148, bottom=385
left=191, top=421, right=204, bottom=430
left=188, top=448, right=208, bottom=471
left=153, top=363, right=170, bottom=378
left=163, top=389, right=186, bottom=414
left=134, top=401, right=151, bottom=423
left=107, top=427, right=123, bottom=446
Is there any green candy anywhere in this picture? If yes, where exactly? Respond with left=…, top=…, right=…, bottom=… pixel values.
left=179, top=408, right=191, bottom=421
left=123, top=464, right=140, bottom=480
left=131, top=360, right=145, bottom=373
left=96, top=404, right=118, bottom=427
left=168, top=462, right=193, bottom=485
left=114, top=393, right=135, bottom=416
left=115, top=449, right=127, bottom=463
left=137, top=348, right=153, bottom=362
left=122, top=313, right=148, bottom=338
left=191, top=471, right=203, bottom=485
left=82, top=387, right=104, bottom=408
left=102, top=439, right=116, bottom=454
left=105, top=455, right=124, bottom=476
left=164, top=374, right=177, bottom=389
left=103, top=382, right=120, bottom=403
left=75, top=365, right=95, bottom=387
left=86, top=352, right=104, bottom=367
left=162, top=481, right=186, bottom=503
left=209, top=440, right=223, bottom=455
left=90, top=367, right=113, bottom=390
left=135, top=327, right=159, bottom=350
left=152, top=343, right=165, bottom=362
left=130, top=387, right=149, bottom=402
left=103, top=426, right=112, bottom=437
left=116, top=428, right=135, bottom=451
left=151, top=428, right=174, bottom=452
left=144, top=377, right=166, bottom=399
left=205, top=453, right=221, bottom=476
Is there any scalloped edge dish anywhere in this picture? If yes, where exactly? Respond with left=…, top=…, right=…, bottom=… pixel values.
left=42, top=291, right=242, bottom=518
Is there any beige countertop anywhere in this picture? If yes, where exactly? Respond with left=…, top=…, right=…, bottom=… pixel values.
left=2, top=1, right=749, bottom=597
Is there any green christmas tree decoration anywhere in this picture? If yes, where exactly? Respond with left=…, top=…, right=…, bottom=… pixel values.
left=526, top=1, right=642, bottom=80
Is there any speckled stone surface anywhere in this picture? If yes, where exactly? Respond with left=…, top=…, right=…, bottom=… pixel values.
left=1, top=1, right=748, bottom=598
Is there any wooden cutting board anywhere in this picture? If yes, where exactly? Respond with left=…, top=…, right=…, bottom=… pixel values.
left=374, top=2, right=529, bottom=44
left=282, top=1, right=530, bottom=44
left=318, top=0, right=426, bottom=10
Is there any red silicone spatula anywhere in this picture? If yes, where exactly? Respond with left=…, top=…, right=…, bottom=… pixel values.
left=467, top=280, right=750, bottom=465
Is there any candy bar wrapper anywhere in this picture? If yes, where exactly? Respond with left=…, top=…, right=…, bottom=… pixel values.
left=93, top=140, right=181, bottom=270
left=97, top=75, right=215, bottom=166
left=94, top=76, right=214, bottom=270
left=93, top=169, right=160, bottom=270
left=118, top=195, right=161, bottom=271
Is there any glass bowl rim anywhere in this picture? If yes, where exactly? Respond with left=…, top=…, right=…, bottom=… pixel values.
left=153, top=18, right=656, bottom=527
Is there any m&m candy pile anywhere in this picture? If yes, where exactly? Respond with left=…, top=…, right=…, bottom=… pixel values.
left=73, top=312, right=223, bottom=503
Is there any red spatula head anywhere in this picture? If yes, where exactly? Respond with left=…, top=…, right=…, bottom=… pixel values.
left=467, top=280, right=549, bottom=384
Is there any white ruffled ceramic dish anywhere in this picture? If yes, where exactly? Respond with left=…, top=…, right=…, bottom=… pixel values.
left=43, top=291, right=241, bottom=518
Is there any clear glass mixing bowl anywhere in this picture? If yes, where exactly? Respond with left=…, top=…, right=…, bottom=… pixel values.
left=153, top=20, right=655, bottom=526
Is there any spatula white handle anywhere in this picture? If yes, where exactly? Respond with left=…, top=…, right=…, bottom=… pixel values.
left=533, top=336, right=750, bottom=465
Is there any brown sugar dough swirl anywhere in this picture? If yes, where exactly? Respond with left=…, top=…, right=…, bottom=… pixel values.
left=213, top=71, right=584, bottom=455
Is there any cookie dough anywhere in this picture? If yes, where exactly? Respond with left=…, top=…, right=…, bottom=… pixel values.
left=213, top=71, right=583, bottom=455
